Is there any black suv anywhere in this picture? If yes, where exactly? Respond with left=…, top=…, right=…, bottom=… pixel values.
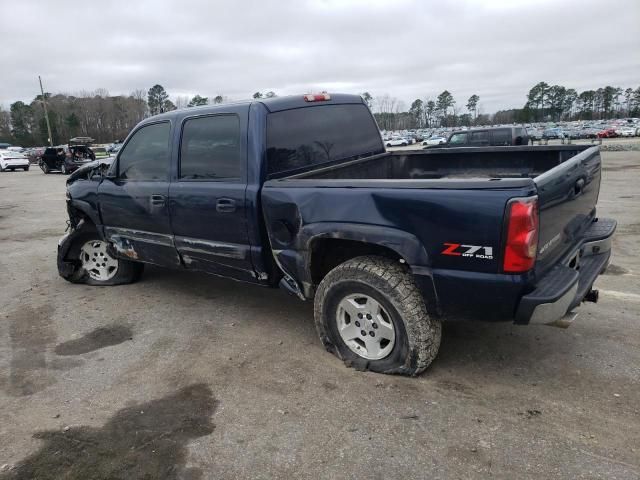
left=39, top=137, right=96, bottom=174
left=445, top=126, right=529, bottom=147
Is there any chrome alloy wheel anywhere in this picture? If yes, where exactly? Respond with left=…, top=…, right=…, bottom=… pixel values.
left=336, top=293, right=395, bottom=360
left=80, top=240, right=119, bottom=281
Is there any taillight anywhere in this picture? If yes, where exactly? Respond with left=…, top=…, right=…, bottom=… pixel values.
left=303, top=93, right=331, bottom=102
left=503, top=197, right=539, bottom=273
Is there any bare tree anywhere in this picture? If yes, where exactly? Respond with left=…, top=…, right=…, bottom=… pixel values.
left=174, top=95, right=190, bottom=109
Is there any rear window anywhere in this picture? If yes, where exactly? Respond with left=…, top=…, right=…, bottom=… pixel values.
left=266, top=104, right=384, bottom=177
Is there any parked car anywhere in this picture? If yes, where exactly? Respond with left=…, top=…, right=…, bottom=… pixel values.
left=615, top=127, right=636, bottom=137
left=385, top=136, right=408, bottom=147
left=529, top=129, right=544, bottom=140
left=22, top=147, right=44, bottom=163
left=444, top=126, right=529, bottom=147
left=542, top=128, right=565, bottom=140
left=597, top=128, right=617, bottom=138
left=581, top=127, right=600, bottom=139
left=423, top=135, right=447, bottom=146
left=0, top=151, right=30, bottom=171
left=58, top=93, right=615, bottom=376
left=39, top=137, right=97, bottom=174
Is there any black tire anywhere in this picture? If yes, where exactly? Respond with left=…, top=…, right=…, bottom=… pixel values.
left=61, top=164, right=68, bottom=175
left=41, top=162, right=50, bottom=174
left=386, top=143, right=392, bottom=147
left=314, top=256, right=441, bottom=376
left=60, top=224, right=144, bottom=286
left=24, top=166, right=29, bottom=171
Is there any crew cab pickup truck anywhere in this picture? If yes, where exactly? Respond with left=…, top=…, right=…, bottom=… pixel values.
left=57, top=93, right=616, bottom=375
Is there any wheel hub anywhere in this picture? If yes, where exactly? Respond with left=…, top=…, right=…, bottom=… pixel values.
left=336, top=294, right=395, bottom=360
left=80, top=240, right=119, bottom=281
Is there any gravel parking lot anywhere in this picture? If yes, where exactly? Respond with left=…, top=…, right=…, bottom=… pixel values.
left=0, top=151, right=639, bottom=479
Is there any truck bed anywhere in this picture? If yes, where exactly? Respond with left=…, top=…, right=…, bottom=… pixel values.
left=285, top=145, right=594, bottom=182
left=262, top=144, right=602, bottom=318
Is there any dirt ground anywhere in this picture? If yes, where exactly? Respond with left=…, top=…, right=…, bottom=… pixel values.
left=0, top=151, right=639, bottom=479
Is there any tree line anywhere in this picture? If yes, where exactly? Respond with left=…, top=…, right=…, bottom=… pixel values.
left=367, top=83, right=640, bottom=131
left=367, top=91, right=482, bottom=131
left=0, top=84, right=265, bottom=147
left=2, top=82, right=639, bottom=147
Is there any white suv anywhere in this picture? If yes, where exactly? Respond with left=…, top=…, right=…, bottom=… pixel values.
left=0, top=151, right=30, bottom=172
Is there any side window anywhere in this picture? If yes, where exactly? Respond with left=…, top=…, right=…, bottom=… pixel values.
left=491, top=129, right=511, bottom=146
left=469, top=131, right=490, bottom=145
left=118, top=122, right=170, bottom=181
left=179, top=115, right=241, bottom=180
left=448, top=133, right=468, bottom=145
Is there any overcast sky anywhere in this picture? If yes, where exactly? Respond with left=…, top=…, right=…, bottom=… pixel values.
left=1, top=0, right=639, bottom=112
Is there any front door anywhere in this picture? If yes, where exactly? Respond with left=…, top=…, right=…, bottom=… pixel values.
left=98, top=121, right=181, bottom=267
left=168, top=112, right=255, bottom=282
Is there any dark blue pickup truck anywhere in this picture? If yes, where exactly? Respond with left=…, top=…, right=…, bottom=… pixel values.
left=58, top=93, right=616, bottom=375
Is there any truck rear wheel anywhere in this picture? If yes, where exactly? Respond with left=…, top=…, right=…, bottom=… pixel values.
left=314, top=256, right=441, bottom=375
left=59, top=223, right=143, bottom=286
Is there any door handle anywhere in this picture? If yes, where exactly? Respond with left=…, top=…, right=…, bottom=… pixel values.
left=216, top=198, right=236, bottom=213
left=150, top=194, right=166, bottom=206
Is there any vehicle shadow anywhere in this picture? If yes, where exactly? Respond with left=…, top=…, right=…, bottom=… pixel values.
left=134, top=266, right=575, bottom=379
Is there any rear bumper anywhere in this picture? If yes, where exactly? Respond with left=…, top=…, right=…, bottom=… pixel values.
left=515, top=218, right=616, bottom=325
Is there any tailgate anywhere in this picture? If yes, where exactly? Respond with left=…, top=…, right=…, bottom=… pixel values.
left=534, top=146, right=601, bottom=275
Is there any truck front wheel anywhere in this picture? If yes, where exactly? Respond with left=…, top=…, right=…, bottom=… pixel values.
left=314, top=256, right=441, bottom=376
left=58, top=222, right=144, bottom=286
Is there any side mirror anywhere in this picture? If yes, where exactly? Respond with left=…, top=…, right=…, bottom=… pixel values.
left=103, top=158, right=118, bottom=179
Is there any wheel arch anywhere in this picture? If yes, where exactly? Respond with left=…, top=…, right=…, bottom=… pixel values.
left=68, top=199, right=101, bottom=231
left=303, top=223, right=430, bottom=284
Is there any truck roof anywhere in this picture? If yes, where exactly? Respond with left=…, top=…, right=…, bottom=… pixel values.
left=148, top=93, right=366, bottom=122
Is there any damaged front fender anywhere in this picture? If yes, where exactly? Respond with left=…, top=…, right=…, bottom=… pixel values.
left=57, top=220, right=94, bottom=280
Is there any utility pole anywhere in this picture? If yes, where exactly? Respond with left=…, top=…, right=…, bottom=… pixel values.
left=38, top=75, right=53, bottom=146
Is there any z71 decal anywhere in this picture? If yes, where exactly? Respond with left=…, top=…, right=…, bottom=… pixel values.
left=441, top=243, right=494, bottom=260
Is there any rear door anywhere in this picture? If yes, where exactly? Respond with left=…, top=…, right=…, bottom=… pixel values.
left=41, top=148, right=59, bottom=169
left=98, top=121, right=181, bottom=267
left=168, top=110, right=256, bottom=282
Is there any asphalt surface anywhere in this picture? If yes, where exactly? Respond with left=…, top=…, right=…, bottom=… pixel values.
left=0, top=151, right=639, bottom=479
